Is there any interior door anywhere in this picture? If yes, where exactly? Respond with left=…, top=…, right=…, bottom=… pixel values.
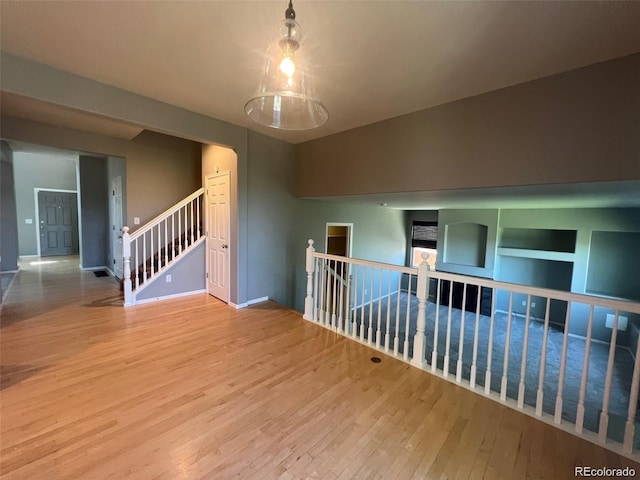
left=38, top=191, right=79, bottom=256
left=206, top=172, right=230, bottom=303
left=112, top=176, right=124, bottom=278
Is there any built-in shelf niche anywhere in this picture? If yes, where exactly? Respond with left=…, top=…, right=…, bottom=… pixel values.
left=443, top=222, right=488, bottom=268
left=499, top=228, right=577, bottom=253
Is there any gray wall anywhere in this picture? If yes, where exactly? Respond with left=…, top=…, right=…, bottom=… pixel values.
left=291, top=201, right=407, bottom=312
left=13, top=151, right=78, bottom=256
left=1, top=141, right=19, bottom=272
left=79, top=156, right=109, bottom=269
left=246, top=131, right=297, bottom=306
left=295, top=53, right=640, bottom=197
left=135, top=241, right=205, bottom=302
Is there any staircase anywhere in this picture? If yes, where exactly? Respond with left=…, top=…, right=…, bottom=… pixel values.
left=122, top=188, right=205, bottom=306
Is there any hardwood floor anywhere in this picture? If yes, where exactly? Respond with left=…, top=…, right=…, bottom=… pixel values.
left=1, top=257, right=638, bottom=479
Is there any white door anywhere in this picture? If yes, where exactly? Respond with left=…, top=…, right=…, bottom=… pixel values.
left=112, top=177, right=124, bottom=278
left=206, top=172, right=230, bottom=302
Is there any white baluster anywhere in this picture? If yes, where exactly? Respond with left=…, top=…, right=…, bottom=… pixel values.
left=157, top=224, right=161, bottom=271
left=599, top=311, right=619, bottom=443
left=384, top=270, right=392, bottom=352
left=501, top=292, right=513, bottom=401
left=196, top=195, right=201, bottom=238
left=178, top=208, right=182, bottom=253
left=444, top=282, right=454, bottom=378
left=470, top=287, right=481, bottom=389
left=171, top=214, right=175, bottom=260
left=150, top=229, right=155, bottom=277
left=122, top=227, right=132, bottom=306
left=394, top=273, right=402, bottom=355
left=517, top=295, right=532, bottom=409
left=411, top=253, right=429, bottom=369
left=403, top=275, right=413, bottom=361
left=142, top=234, right=147, bottom=282
left=337, top=261, right=345, bottom=333
left=332, top=261, right=338, bottom=330
left=484, top=292, right=496, bottom=396
left=190, top=201, right=194, bottom=244
left=352, top=266, right=359, bottom=338
left=303, top=240, right=315, bottom=320
left=555, top=302, right=572, bottom=424
left=164, top=219, right=168, bottom=266
left=576, top=305, right=594, bottom=433
left=376, top=268, right=383, bottom=348
left=345, top=272, right=353, bottom=334
left=319, top=260, right=327, bottom=325
left=184, top=204, right=188, bottom=247
left=624, top=311, right=640, bottom=454
left=367, top=269, right=374, bottom=344
left=134, top=238, right=139, bottom=289
left=431, top=279, right=441, bottom=373
left=456, top=283, right=468, bottom=383
left=536, top=300, right=551, bottom=416
left=359, top=267, right=366, bottom=341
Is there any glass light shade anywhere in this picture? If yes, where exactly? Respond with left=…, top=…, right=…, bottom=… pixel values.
left=245, top=18, right=328, bottom=130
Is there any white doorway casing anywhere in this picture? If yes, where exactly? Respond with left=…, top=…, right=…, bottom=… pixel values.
left=111, top=176, right=124, bottom=278
left=325, top=223, right=353, bottom=257
left=206, top=172, right=231, bottom=303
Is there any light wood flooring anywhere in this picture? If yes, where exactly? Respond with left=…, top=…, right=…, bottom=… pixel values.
left=1, top=256, right=638, bottom=479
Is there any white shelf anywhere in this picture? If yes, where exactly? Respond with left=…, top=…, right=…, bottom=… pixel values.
left=497, top=247, right=575, bottom=263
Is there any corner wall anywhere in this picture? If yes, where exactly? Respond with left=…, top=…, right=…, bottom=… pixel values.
left=1, top=141, right=19, bottom=272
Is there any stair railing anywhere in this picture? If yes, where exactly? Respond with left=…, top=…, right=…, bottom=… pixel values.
left=303, top=239, right=640, bottom=459
left=122, top=188, right=204, bottom=306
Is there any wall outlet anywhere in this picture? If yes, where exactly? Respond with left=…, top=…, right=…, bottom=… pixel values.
left=531, top=302, right=536, bottom=309
left=134, top=217, right=140, bottom=225
left=606, top=313, right=628, bottom=331
left=25, top=218, right=33, bottom=224
left=364, top=289, right=368, bottom=296
left=166, top=275, right=172, bottom=283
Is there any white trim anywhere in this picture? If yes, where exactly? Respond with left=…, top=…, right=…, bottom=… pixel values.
left=134, top=289, right=206, bottom=306
left=230, top=296, right=270, bottom=309
left=19, top=255, right=39, bottom=259
left=34, top=187, right=79, bottom=257
left=325, top=222, right=353, bottom=257
left=1, top=269, right=20, bottom=274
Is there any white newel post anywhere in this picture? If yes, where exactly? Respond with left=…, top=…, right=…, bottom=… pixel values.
left=122, top=226, right=133, bottom=307
left=303, top=239, right=316, bottom=320
left=411, top=252, right=430, bottom=368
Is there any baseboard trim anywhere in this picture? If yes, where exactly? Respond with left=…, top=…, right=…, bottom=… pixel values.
left=231, top=296, right=270, bottom=309
left=134, top=289, right=206, bottom=306
left=1, top=269, right=19, bottom=274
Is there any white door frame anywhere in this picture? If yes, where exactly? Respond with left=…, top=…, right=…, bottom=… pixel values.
left=325, top=222, right=353, bottom=257
left=205, top=171, right=231, bottom=303
left=111, top=176, right=124, bottom=278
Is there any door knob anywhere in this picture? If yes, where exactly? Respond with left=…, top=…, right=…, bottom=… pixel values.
left=222, top=244, right=228, bottom=249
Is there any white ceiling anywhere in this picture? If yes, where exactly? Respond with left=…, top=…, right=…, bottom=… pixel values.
left=1, top=1, right=640, bottom=145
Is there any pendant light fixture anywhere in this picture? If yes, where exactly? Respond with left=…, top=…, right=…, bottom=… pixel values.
left=245, top=0, right=328, bottom=130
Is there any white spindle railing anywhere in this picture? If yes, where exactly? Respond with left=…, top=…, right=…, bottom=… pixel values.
left=122, top=188, right=204, bottom=306
left=303, top=239, right=640, bottom=460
